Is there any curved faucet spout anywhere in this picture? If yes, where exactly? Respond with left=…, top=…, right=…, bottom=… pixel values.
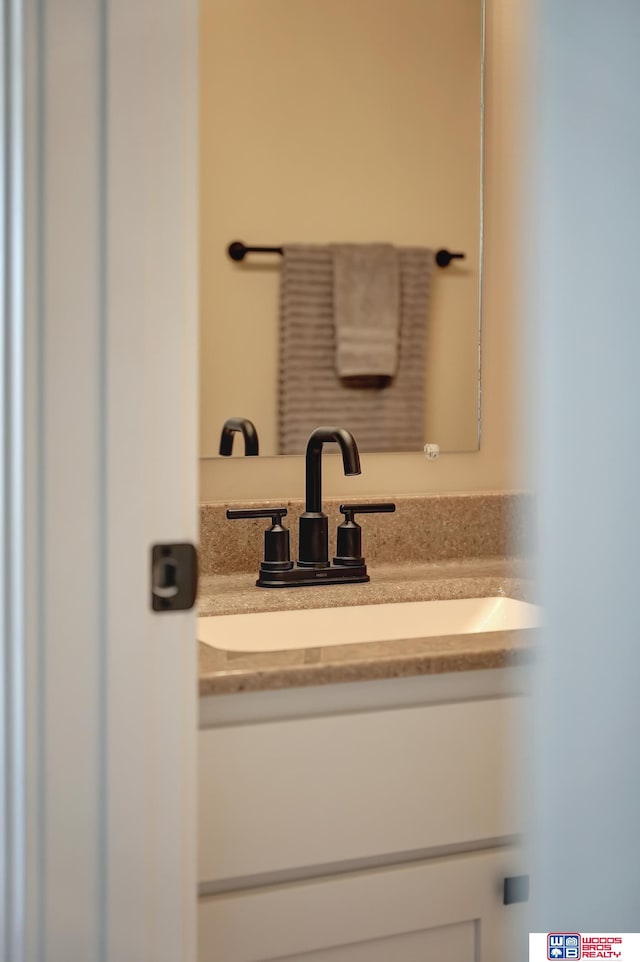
left=219, top=417, right=259, bottom=457
left=305, top=426, right=361, bottom=513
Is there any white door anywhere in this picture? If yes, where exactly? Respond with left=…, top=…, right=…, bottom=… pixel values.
left=1, top=0, right=198, bottom=960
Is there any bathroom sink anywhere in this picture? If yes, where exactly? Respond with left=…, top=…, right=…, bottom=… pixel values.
left=197, top=596, right=540, bottom=654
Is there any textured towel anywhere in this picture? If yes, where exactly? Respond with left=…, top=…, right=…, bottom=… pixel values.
left=278, top=244, right=434, bottom=454
left=332, top=243, right=400, bottom=379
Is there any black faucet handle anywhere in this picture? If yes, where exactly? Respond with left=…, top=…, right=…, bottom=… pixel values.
left=334, top=503, right=396, bottom=566
left=226, top=507, right=292, bottom=572
left=227, top=507, right=288, bottom=523
left=338, top=502, right=396, bottom=522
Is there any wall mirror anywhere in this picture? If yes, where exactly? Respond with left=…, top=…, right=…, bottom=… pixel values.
left=199, top=0, right=484, bottom=459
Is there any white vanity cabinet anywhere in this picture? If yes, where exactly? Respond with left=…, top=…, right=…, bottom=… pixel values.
left=197, top=669, right=530, bottom=962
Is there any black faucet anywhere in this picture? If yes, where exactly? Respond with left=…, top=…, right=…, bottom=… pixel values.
left=225, top=426, right=395, bottom=588
left=219, top=417, right=259, bottom=457
left=298, top=426, right=361, bottom=567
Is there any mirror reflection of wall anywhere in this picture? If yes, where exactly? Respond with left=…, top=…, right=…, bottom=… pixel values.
left=199, top=0, right=483, bottom=459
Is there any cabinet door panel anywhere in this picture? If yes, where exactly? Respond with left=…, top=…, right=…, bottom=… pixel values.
left=199, top=697, right=522, bottom=884
left=198, top=847, right=525, bottom=962
left=266, top=921, right=475, bottom=962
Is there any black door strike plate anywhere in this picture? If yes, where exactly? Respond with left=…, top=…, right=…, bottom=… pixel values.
left=151, top=543, right=198, bottom=612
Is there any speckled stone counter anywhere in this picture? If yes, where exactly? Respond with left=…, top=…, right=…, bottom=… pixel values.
left=198, top=557, right=535, bottom=696
left=200, top=492, right=532, bottom=575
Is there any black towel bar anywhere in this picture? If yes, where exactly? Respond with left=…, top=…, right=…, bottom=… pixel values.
left=227, top=240, right=465, bottom=268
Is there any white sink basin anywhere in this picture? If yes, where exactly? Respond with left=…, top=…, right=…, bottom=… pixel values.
left=198, top=596, right=539, bottom=654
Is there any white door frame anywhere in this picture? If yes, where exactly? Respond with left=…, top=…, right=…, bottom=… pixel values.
left=2, top=0, right=199, bottom=959
left=528, top=0, right=640, bottom=931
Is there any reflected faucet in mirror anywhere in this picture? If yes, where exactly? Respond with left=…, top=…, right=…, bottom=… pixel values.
left=219, top=417, right=259, bottom=457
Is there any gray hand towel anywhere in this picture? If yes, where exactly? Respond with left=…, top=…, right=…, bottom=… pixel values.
left=278, top=245, right=433, bottom=455
left=331, top=244, right=400, bottom=379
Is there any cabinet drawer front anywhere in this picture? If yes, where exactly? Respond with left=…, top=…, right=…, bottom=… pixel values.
left=198, top=848, right=523, bottom=962
left=198, top=697, right=522, bottom=884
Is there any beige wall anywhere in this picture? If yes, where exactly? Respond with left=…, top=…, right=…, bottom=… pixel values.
left=199, top=0, right=482, bottom=458
left=199, top=0, right=525, bottom=500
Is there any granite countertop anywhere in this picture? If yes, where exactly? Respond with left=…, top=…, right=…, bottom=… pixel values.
left=198, top=557, right=536, bottom=697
